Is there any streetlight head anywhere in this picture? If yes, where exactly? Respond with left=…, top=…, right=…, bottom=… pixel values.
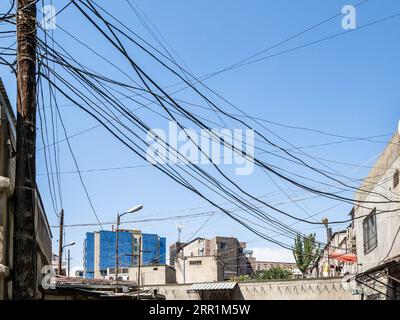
left=125, top=205, right=143, bottom=214
left=70, top=241, right=76, bottom=246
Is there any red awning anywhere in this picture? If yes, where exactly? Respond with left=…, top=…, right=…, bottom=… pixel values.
left=329, top=251, right=357, bottom=263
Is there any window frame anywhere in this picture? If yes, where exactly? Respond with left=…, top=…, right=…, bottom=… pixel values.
left=363, top=208, right=378, bottom=254
left=394, top=169, right=399, bottom=189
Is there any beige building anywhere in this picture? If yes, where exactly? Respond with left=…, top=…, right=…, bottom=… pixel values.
left=352, top=130, right=400, bottom=299
left=173, top=236, right=254, bottom=280
left=312, top=227, right=357, bottom=278
left=175, top=256, right=224, bottom=284
left=182, top=238, right=210, bottom=257
left=0, top=79, right=52, bottom=299
left=131, top=265, right=175, bottom=286
left=106, top=265, right=176, bottom=285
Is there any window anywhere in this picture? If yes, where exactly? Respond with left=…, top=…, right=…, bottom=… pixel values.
left=189, top=260, right=202, bottom=266
left=363, top=208, right=378, bottom=254
left=220, top=242, right=227, bottom=250
left=394, top=170, right=399, bottom=189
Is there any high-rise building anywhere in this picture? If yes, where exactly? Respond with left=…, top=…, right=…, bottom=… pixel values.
left=83, top=229, right=166, bottom=279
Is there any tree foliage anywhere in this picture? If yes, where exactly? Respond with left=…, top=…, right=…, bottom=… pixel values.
left=255, top=267, right=292, bottom=280
left=293, top=233, right=321, bottom=277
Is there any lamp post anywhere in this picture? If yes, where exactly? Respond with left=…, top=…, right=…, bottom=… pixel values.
left=62, top=241, right=76, bottom=276
left=115, top=205, right=143, bottom=293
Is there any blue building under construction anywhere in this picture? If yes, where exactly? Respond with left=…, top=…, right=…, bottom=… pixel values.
left=83, top=230, right=166, bottom=279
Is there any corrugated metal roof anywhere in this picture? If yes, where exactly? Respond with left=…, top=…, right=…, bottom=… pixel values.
left=188, top=282, right=237, bottom=291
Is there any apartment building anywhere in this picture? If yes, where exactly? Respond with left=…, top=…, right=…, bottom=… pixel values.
left=352, top=130, right=400, bottom=300
left=172, top=236, right=254, bottom=280
left=0, top=79, right=52, bottom=299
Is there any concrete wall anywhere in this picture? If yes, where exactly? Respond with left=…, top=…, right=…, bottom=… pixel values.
left=237, top=278, right=357, bottom=300
left=144, top=278, right=359, bottom=300
left=175, top=256, right=224, bottom=284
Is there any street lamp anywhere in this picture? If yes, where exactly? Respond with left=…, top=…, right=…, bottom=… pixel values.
left=115, top=205, right=143, bottom=292
left=63, top=241, right=76, bottom=249
left=62, top=241, right=76, bottom=277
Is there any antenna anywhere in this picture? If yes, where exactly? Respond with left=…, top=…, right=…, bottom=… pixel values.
left=176, top=224, right=183, bottom=243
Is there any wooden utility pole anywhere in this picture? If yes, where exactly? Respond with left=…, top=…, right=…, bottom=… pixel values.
left=137, top=238, right=142, bottom=300
left=58, top=209, right=64, bottom=275
left=67, top=249, right=71, bottom=277
left=12, top=0, right=38, bottom=300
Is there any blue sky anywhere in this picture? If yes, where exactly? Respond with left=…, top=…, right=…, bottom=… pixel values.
left=1, top=0, right=400, bottom=267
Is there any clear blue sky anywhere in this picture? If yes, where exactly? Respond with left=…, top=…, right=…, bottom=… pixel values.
left=1, top=0, right=399, bottom=266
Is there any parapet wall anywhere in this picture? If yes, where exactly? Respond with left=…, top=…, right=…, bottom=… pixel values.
left=143, top=277, right=359, bottom=300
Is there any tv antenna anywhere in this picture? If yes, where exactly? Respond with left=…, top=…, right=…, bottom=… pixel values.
left=176, top=224, right=183, bottom=243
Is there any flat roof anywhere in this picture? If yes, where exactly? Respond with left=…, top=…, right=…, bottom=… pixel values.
left=188, top=282, right=237, bottom=291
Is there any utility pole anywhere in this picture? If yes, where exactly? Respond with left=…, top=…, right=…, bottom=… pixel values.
left=12, top=0, right=38, bottom=300
left=182, top=253, right=186, bottom=284
left=114, top=205, right=143, bottom=293
left=58, top=209, right=64, bottom=275
left=137, top=237, right=141, bottom=300
left=67, top=249, right=71, bottom=277
left=115, top=214, right=120, bottom=293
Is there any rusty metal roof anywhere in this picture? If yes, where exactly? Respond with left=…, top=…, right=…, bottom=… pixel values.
left=188, top=282, right=237, bottom=291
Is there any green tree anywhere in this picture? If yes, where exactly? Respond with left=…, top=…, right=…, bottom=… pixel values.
left=255, top=267, right=292, bottom=280
left=293, top=233, right=321, bottom=277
